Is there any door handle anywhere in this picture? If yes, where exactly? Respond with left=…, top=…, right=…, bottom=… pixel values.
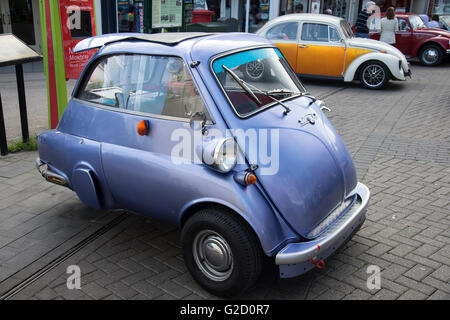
left=298, top=44, right=308, bottom=48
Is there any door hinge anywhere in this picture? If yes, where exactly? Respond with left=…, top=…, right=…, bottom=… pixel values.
left=190, top=61, right=200, bottom=68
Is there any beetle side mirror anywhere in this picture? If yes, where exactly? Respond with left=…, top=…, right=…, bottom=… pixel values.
left=189, top=111, right=207, bottom=133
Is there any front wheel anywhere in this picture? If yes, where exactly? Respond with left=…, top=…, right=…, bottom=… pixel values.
left=419, top=44, right=443, bottom=66
left=359, top=61, right=389, bottom=90
left=181, top=207, right=263, bottom=297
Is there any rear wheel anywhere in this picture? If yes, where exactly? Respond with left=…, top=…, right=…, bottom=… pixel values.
left=359, top=61, right=389, bottom=90
left=181, top=207, right=263, bottom=297
left=419, top=44, right=443, bottom=66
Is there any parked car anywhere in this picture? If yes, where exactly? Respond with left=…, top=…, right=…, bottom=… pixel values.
left=369, top=13, right=450, bottom=66
left=256, top=14, right=410, bottom=89
left=36, top=32, right=370, bottom=297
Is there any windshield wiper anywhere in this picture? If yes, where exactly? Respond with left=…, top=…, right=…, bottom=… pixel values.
left=246, top=82, right=292, bottom=116
left=222, top=65, right=261, bottom=105
left=223, top=65, right=292, bottom=116
left=265, top=89, right=294, bottom=96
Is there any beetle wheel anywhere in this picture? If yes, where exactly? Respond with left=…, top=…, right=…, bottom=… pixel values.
left=419, top=44, right=443, bottom=66
left=360, top=62, right=389, bottom=90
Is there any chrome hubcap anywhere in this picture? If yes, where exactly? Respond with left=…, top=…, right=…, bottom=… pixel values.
left=423, top=48, right=439, bottom=64
left=193, top=230, right=233, bottom=281
left=246, top=60, right=264, bottom=79
left=362, top=65, right=385, bottom=87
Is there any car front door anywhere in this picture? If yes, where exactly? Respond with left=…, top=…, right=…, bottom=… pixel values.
left=297, top=22, right=346, bottom=78
left=266, top=22, right=300, bottom=72
left=395, top=17, right=413, bottom=57
left=76, top=53, right=212, bottom=221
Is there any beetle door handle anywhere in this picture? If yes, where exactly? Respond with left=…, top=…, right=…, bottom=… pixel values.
left=298, top=44, right=308, bottom=48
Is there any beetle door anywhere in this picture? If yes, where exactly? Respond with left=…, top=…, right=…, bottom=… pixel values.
left=395, top=17, right=413, bottom=57
left=76, top=54, right=211, bottom=221
left=297, top=22, right=345, bottom=77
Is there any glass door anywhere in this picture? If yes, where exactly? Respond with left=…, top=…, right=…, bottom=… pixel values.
left=1, top=0, right=41, bottom=53
left=0, top=0, right=12, bottom=34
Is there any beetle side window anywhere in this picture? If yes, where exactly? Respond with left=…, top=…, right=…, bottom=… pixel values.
left=329, top=26, right=341, bottom=42
left=266, top=22, right=298, bottom=40
left=398, top=18, right=409, bottom=31
left=78, top=54, right=210, bottom=120
left=301, top=23, right=329, bottom=42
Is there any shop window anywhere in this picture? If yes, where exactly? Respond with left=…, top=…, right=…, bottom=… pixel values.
left=432, top=0, right=450, bottom=15
left=279, top=0, right=308, bottom=15
left=117, top=0, right=144, bottom=32
left=249, top=0, right=271, bottom=32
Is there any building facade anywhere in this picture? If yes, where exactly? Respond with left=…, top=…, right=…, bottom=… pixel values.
left=0, top=0, right=446, bottom=56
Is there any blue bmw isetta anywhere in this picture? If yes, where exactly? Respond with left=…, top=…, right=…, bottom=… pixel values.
left=36, top=32, right=369, bottom=297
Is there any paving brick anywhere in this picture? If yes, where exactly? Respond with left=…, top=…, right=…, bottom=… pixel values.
left=132, top=281, right=165, bottom=299
left=394, top=276, right=435, bottom=296
left=398, top=289, right=429, bottom=300
left=429, top=265, right=450, bottom=283
left=389, top=244, right=417, bottom=258
left=82, top=282, right=112, bottom=300
left=342, top=289, right=372, bottom=300
left=404, top=265, right=434, bottom=282
left=369, top=289, right=400, bottom=300
left=158, top=280, right=192, bottom=299
left=427, top=290, right=449, bottom=300
left=105, top=282, right=139, bottom=299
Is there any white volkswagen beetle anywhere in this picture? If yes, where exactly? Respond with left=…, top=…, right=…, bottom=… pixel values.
left=255, top=14, right=411, bottom=89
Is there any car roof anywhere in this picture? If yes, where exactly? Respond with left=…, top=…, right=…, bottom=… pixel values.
left=77, top=32, right=275, bottom=63
left=263, top=13, right=343, bottom=26
left=257, top=13, right=344, bottom=34
left=74, top=32, right=215, bottom=53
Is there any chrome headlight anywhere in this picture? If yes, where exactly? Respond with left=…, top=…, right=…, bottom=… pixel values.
left=203, top=138, right=237, bottom=173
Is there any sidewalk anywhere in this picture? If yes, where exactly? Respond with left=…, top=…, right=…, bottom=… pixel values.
left=0, top=71, right=75, bottom=141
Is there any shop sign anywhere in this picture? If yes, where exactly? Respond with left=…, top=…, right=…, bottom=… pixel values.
left=58, top=0, right=97, bottom=79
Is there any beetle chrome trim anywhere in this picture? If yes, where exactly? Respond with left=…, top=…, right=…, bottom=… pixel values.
left=275, top=182, right=369, bottom=265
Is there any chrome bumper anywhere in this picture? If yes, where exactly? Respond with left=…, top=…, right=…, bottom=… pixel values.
left=275, top=182, right=370, bottom=265
left=36, top=157, right=70, bottom=188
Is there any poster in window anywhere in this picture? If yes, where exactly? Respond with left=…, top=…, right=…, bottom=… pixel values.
left=311, top=0, right=320, bottom=14
left=152, top=0, right=183, bottom=28
left=58, top=0, right=97, bottom=79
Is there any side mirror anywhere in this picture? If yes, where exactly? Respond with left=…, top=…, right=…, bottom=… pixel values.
left=189, top=111, right=207, bottom=133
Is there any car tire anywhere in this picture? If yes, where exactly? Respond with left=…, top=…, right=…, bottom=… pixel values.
left=243, top=60, right=268, bottom=82
left=181, top=207, right=263, bottom=297
left=419, top=44, right=443, bottom=66
left=359, top=61, right=389, bottom=90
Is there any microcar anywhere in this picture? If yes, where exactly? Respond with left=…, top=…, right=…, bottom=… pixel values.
left=256, top=14, right=411, bottom=89
left=36, top=32, right=370, bottom=297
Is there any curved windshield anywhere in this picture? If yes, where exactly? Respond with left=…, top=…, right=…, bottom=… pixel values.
left=212, top=48, right=306, bottom=117
left=409, top=15, right=425, bottom=29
